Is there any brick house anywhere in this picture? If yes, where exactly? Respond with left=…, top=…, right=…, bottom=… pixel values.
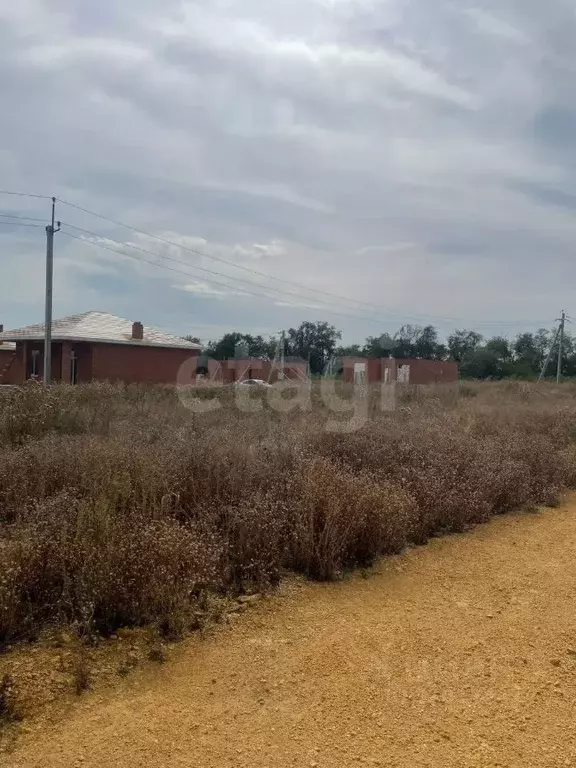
left=0, top=311, right=201, bottom=386
left=341, top=357, right=458, bottom=385
left=196, top=357, right=308, bottom=384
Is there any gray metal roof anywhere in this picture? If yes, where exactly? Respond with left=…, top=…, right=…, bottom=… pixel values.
left=0, top=311, right=201, bottom=350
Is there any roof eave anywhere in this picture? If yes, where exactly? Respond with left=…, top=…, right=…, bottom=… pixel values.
left=0, top=335, right=201, bottom=351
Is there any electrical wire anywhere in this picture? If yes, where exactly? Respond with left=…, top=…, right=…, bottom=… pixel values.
left=59, top=230, right=395, bottom=326
left=0, top=190, right=51, bottom=200
left=60, top=221, right=400, bottom=324
left=57, top=197, right=433, bottom=318
left=0, top=221, right=46, bottom=229
left=0, top=189, right=558, bottom=330
left=0, top=212, right=48, bottom=223
left=56, top=197, right=554, bottom=329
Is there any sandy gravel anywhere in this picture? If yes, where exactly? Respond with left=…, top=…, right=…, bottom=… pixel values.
left=7, top=499, right=576, bottom=768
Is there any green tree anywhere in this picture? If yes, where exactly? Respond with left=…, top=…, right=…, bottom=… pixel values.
left=363, top=326, right=444, bottom=360
left=284, top=321, right=342, bottom=374
left=513, top=332, right=538, bottom=374
left=335, top=344, right=363, bottom=357
left=485, top=336, right=512, bottom=361
left=362, top=336, right=389, bottom=358
left=392, top=325, right=422, bottom=358
left=414, top=325, right=443, bottom=359
left=447, top=329, right=484, bottom=362
left=460, top=348, right=500, bottom=379
left=204, top=332, right=272, bottom=360
left=514, top=329, right=552, bottom=376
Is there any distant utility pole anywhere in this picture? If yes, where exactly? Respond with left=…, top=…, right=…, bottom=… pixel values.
left=280, top=330, right=285, bottom=380
left=538, top=311, right=569, bottom=383
left=557, top=310, right=566, bottom=383
left=44, top=197, right=60, bottom=385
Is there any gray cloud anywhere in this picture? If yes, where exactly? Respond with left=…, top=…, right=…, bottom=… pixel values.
left=2, top=0, right=576, bottom=342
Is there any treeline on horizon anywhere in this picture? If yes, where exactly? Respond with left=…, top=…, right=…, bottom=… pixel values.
left=186, top=321, right=568, bottom=379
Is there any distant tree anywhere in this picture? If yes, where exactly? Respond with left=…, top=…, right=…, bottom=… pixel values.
left=414, top=325, right=442, bottom=359
left=447, top=329, right=484, bottom=362
left=485, top=336, right=512, bottom=361
left=362, top=336, right=388, bottom=358
left=433, top=343, right=449, bottom=362
left=513, top=332, right=539, bottom=373
left=335, top=344, right=363, bottom=357
left=284, top=321, right=342, bottom=374
left=183, top=335, right=201, bottom=344
left=460, top=348, right=502, bottom=379
left=392, top=324, right=422, bottom=358
left=557, top=331, right=576, bottom=377
left=535, top=328, right=552, bottom=363
left=204, top=332, right=272, bottom=360
left=514, top=329, right=553, bottom=376
left=196, top=320, right=576, bottom=381
left=363, top=326, right=445, bottom=360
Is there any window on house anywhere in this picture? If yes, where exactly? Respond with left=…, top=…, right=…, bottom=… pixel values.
left=70, top=350, right=77, bottom=385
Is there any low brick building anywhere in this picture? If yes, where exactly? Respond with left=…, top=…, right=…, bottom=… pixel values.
left=341, top=357, right=458, bottom=385
left=197, top=357, right=308, bottom=384
left=0, top=311, right=201, bottom=386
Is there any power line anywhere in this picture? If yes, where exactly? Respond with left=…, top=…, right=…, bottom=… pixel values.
left=0, top=190, right=51, bottom=200
left=0, top=189, right=557, bottom=330
left=0, top=212, right=48, bottom=223
left=0, top=221, right=46, bottom=229
left=60, top=221, right=397, bottom=324
left=55, top=197, right=554, bottom=329
left=57, top=197, right=401, bottom=316
left=62, top=227, right=556, bottom=333
left=58, top=197, right=483, bottom=324
left=59, top=230, right=394, bottom=326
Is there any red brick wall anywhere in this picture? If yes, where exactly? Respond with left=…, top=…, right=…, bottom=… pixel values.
left=397, top=359, right=459, bottom=384
left=1, top=343, right=25, bottom=385
left=341, top=357, right=395, bottom=384
left=0, top=348, right=17, bottom=383
left=91, top=343, right=199, bottom=385
left=219, top=359, right=308, bottom=384
left=60, top=342, right=72, bottom=384
left=341, top=357, right=458, bottom=385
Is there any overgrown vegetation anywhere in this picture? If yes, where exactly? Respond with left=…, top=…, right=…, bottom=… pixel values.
left=0, top=675, right=20, bottom=723
left=1, top=380, right=576, bottom=648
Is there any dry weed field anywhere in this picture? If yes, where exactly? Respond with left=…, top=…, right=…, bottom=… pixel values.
left=1, top=379, right=575, bottom=654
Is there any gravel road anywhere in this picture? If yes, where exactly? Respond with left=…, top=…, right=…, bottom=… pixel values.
left=8, top=499, right=576, bottom=768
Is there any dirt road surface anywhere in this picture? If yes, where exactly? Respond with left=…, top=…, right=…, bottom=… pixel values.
left=7, top=499, right=576, bottom=768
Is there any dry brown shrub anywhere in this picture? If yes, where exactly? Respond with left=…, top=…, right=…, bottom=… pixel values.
left=0, top=674, right=20, bottom=723
left=1, top=380, right=576, bottom=645
left=287, top=457, right=416, bottom=579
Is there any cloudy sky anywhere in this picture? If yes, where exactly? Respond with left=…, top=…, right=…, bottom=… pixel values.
left=2, top=0, right=576, bottom=343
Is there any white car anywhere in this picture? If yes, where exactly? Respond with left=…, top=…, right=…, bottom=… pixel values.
left=234, top=378, right=273, bottom=389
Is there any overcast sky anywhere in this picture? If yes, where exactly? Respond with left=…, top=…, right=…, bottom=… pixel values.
left=2, top=0, right=576, bottom=343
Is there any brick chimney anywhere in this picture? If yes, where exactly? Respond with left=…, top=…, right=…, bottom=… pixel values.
left=132, top=321, right=144, bottom=340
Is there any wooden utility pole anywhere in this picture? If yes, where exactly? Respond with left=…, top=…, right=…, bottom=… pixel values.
left=557, top=310, right=566, bottom=383
left=43, top=197, right=60, bottom=385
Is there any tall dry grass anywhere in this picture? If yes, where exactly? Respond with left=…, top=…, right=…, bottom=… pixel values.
left=1, top=380, right=576, bottom=647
